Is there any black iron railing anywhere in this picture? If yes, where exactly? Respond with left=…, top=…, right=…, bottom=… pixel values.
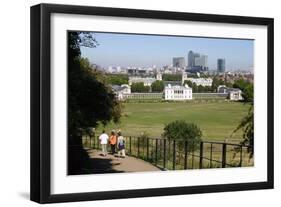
left=82, top=135, right=253, bottom=170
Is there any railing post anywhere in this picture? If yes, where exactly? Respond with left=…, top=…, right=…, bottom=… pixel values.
left=222, top=143, right=227, bottom=168
left=155, top=139, right=158, bottom=164
left=97, top=136, right=100, bottom=150
left=137, top=137, right=140, bottom=158
left=199, top=142, right=204, bottom=169
left=239, top=145, right=243, bottom=167
left=129, top=136, right=132, bottom=155
left=146, top=138, right=149, bottom=160
left=191, top=141, right=194, bottom=169
left=163, top=139, right=167, bottom=169
left=210, top=143, right=213, bottom=167
left=90, top=136, right=92, bottom=148
left=173, top=140, right=176, bottom=170
left=184, top=140, right=188, bottom=170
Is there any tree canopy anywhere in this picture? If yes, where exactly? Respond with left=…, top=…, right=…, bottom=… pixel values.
left=131, top=82, right=150, bottom=93
left=68, top=32, right=121, bottom=138
left=151, top=80, right=164, bottom=92
left=162, top=120, right=202, bottom=151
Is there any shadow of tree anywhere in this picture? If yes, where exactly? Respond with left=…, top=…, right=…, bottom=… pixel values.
left=83, top=157, right=124, bottom=174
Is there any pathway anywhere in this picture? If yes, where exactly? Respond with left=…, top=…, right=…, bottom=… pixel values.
left=83, top=148, right=161, bottom=174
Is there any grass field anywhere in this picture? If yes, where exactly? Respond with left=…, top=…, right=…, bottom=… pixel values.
left=96, top=101, right=251, bottom=142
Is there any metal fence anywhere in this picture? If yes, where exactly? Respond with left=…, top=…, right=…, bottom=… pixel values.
left=82, top=135, right=253, bottom=170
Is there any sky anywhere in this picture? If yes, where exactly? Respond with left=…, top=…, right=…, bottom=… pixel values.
left=80, top=32, right=254, bottom=71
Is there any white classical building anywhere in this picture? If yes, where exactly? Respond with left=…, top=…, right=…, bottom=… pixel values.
left=181, top=70, right=212, bottom=87
left=111, top=84, right=131, bottom=101
left=164, top=84, right=192, bottom=100
left=128, top=77, right=156, bottom=86
left=228, top=89, right=243, bottom=101
left=186, top=78, right=213, bottom=87
left=217, top=85, right=243, bottom=101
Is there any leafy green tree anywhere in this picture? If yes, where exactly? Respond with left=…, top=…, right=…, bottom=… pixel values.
left=192, top=83, right=198, bottom=93
left=68, top=32, right=121, bottom=174
left=211, top=76, right=225, bottom=92
left=233, top=79, right=253, bottom=102
left=233, top=105, right=254, bottom=157
left=232, top=79, right=254, bottom=157
left=162, top=120, right=202, bottom=151
left=106, top=74, right=129, bottom=85
left=151, top=80, right=164, bottom=92
left=183, top=80, right=193, bottom=87
left=162, top=74, right=182, bottom=81
left=198, top=85, right=205, bottom=93
left=131, top=82, right=150, bottom=92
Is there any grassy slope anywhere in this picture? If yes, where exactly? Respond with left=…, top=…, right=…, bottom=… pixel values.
left=97, top=101, right=250, bottom=141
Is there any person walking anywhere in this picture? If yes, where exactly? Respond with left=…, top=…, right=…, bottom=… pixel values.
left=99, top=130, right=109, bottom=156
left=117, top=131, right=126, bottom=158
left=109, top=130, right=117, bottom=155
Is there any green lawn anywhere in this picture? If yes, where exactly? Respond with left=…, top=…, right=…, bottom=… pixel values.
left=96, top=101, right=250, bottom=142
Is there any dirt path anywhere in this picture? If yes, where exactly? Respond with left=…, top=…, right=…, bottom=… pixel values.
left=84, top=148, right=161, bottom=174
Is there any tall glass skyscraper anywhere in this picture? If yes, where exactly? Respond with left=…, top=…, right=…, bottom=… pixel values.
left=217, top=58, right=226, bottom=73
left=188, top=50, right=194, bottom=67
left=173, top=57, right=185, bottom=68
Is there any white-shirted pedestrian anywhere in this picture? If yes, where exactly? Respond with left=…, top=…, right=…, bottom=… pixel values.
left=99, top=130, right=109, bottom=156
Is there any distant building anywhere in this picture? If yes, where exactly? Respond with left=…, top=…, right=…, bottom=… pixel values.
left=217, top=58, right=226, bottom=73
left=173, top=57, right=186, bottom=68
left=156, top=72, right=162, bottom=81
left=181, top=67, right=212, bottom=86
left=217, top=85, right=243, bottom=101
left=165, top=84, right=192, bottom=100
left=186, top=78, right=213, bottom=87
left=200, top=55, right=208, bottom=68
left=188, top=51, right=195, bottom=67
left=128, top=77, right=156, bottom=86
left=217, top=85, right=228, bottom=93
left=228, top=89, right=243, bottom=101
left=111, top=84, right=131, bottom=100
left=181, top=71, right=188, bottom=84
left=187, top=50, right=208, bottom=72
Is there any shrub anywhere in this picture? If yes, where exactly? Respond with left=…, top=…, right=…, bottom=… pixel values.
left=162, top=120, right=202, bottom=151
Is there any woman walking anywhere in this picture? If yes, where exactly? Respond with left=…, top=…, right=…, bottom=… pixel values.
left=117, top=131, right=126, bottom=158
left=109, top=130, right=117, bottom=155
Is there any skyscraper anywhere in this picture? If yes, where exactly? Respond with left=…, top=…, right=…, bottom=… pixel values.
left=173, top=57, right=185, bottom=68
left=188, top=50, right=208, bottom=71
left=217, top=58, right=226, bottom=73
left=200, top=55, right=208, bottom=68
left=188, top=50, right=194, bottom=67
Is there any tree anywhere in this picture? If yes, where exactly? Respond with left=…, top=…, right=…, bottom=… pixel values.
left=68, top=32, right=121, bottom=174
left=131, top=82, right=150, bottom=93
left=183, top=80, right=193, bottom=87
left=151, top=80, right=164, bottom=92
left=162, top=74, right=182, bottom=81
left=192, top=83, right=198, bottom=93
left=233, top=105, right=254, bottom=157
left=233, top=79, right=253, bottom=102
left=232, top=79, right=254, bottom=157
left=211, top=76, right=225, bottom=92
left=106, top=74, right=129, bottom=85
left=198, top=85, right=204, bottom=93
left=162, top=120, right=202, bottom=151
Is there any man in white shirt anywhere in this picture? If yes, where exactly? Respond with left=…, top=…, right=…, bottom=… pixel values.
left=99, top=130, right=109, bottom=156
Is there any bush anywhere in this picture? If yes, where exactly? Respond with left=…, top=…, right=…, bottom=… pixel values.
left=162, top=120, right=202, bottom=151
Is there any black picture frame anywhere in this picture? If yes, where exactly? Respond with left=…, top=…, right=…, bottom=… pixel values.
left=30, top=3, right=274, bottom=204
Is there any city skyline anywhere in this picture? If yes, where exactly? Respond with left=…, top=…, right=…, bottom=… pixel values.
left=80, top=32, right=254, bottom=71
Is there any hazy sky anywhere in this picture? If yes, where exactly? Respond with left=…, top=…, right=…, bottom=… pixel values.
left=80, top=32, right=254, bottom=71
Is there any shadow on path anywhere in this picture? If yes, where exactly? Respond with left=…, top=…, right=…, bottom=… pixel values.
left=81, top=148, right=161, bottom=174
left=83, top=155, right=125, bottom=174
